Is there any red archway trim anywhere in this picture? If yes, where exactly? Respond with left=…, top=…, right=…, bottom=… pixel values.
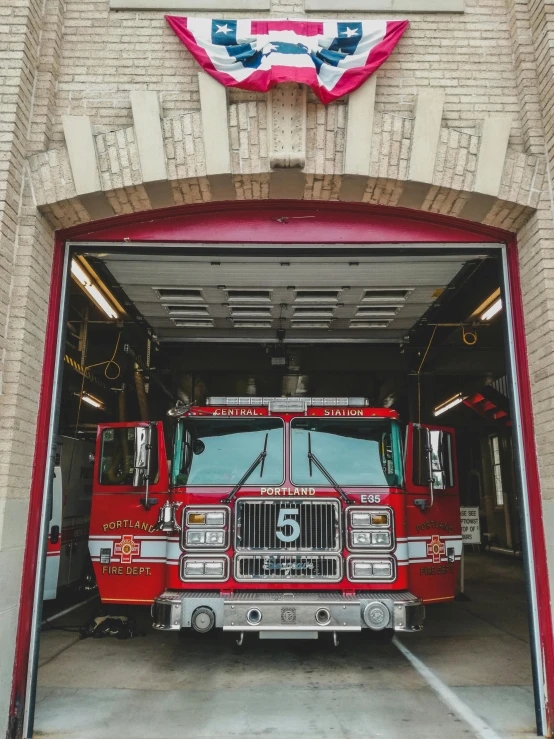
left=61, top=199, right=507, bottom=244
left=10, top=201, right=553, bottom=735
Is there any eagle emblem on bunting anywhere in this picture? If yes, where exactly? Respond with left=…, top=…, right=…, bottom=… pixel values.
left=166, top=17, right=409, bottom=105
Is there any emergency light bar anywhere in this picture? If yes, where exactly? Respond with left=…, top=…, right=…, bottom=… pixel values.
left=206, top=397, right=369, bottom=407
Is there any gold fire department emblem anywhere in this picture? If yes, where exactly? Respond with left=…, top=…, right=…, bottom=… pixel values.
left=114, top=534, right=140, bottom=564
left=427, top=534, right=446, bottom=564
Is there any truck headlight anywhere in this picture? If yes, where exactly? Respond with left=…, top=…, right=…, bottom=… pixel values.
left=351, top=511, right=390, bottom=527
left=186, top=529, right=226, bottom=547
left=347, top=507, right=393, bottom=551
left=204, top=561, right=224, bottom=576
left=349, top=530, right=391, bottom=549
left=187, top=531, right=206, bottom=545
left=188, top=511, right=225, bottom=526
left=184, top=561, right=205, bottom=576
left=372, top=532, right=391, bottom=546
left=205, top=531, right=225, bottom=546
left=206, top=511, right=225, bottom=526
left=370, top=513, right=389, bottom=525
left=182, top=557, right=228, bottom=580
left=183, top=506, right=229, bottom=551
left=351, top=512, right=372, bottom=527
left=186, top=507, right=229, bottom=527
left=347, top=557, right=395, bottom=582
left=353, top=561, right=373, bottom=578
left=373, top=562, right=392, bottom=578
left=351, top=531, right=373, bottom=547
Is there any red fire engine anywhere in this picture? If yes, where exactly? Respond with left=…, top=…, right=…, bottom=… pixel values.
left=88, top=397, right=461, bottom=639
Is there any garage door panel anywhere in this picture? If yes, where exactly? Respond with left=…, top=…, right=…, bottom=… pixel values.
left=126, top=286, right=445, bottom=307
left=106, top=262, right=467, bottom=288
left=97, top=247, right=490, bottom=262
left=94, top=250, right=481, bottom=342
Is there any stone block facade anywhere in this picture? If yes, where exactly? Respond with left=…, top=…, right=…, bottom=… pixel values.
left=3, top=0, right=554, bottom=734
left=25, top=88, right=544, bottom=230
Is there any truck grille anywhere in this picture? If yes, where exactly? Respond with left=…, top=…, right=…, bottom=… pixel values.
left=235, top=554, right=342, bottom=582
left=235, top=499, right=340, bottom=552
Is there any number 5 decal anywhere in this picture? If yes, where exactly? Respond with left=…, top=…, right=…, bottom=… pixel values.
left=276, top=508, right=300, bottom=542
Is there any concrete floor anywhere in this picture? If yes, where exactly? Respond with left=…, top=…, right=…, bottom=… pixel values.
left=34, top=552, right=538, bottom=739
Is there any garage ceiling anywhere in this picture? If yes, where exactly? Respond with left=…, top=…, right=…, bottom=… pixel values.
left=95, top=250, right=486, bottom=343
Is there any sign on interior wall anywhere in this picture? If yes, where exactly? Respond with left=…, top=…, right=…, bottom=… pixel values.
left=165, top=17, right=409, bottom=105
left=460, top=507, right=481, bottom=544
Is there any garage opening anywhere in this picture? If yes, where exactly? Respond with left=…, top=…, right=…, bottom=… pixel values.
left=28, top=237, right=544, bottom=738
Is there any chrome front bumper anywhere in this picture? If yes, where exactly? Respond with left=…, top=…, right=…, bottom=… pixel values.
left=152, top=590, right=424, bottom=635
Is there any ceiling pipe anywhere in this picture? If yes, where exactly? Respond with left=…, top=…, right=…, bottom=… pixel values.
left=134, top=364, right=149, bottom=421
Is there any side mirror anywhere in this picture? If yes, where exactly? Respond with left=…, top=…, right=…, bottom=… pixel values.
left=192, top=438, right=205, bottom=455
left=413, top=427, right=431, bottom=486
left=132, top=425, right=153, bottom=487
left=413, top=425, right=435, bottom=512
left=180, top=431, right=193, bottom=475
left=380, top=432, right=394, bottom=475
left=429, top=430, right=453, bottom=490
left=410, top=424, right=456, bottom=513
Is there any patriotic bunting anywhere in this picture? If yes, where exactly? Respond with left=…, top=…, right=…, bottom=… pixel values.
left=166, top=17, right=409, bottom=104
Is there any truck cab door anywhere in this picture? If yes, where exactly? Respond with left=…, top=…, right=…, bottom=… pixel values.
left=89, top=421, right=170, bottom=604
left=404, top=423, right=462, bottom=603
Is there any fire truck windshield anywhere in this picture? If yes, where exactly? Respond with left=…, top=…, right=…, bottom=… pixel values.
left=291, top=418, right=402, bottom=487
left=172, top=418, right=284, bottom=487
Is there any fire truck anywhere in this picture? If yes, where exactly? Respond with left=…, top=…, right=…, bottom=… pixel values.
left=88, top=397, right=461, bottom=640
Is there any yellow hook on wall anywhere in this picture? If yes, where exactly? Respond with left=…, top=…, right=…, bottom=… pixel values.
left=462, top=325, right=477, bottom=346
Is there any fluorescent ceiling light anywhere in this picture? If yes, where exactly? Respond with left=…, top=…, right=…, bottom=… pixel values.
left=481, top=298, right=502, bottom=322
left=471, top=288, right=501, bottom=320
left=71, top=259, right=118, bottom=319
left=80, top=393, right=103, bottom=409
left=71, top=260, right=89, bottom=284
left=434, top=393, right=464, bottom=416
left=86, top=284, right=119, bottom=320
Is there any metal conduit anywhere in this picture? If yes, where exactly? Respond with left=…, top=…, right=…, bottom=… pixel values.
left=134, top=363, right=149, bottom=421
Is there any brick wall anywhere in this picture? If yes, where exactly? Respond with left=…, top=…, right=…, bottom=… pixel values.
left=0, top=0, right=57, bottom=731
left=504, top=0, right=554, bottom=625
left=49, top=0, right=523, bottom=145
left=3, top=0, right=554, bottom=733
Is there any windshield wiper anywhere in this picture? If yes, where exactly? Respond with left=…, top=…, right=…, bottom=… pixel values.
left=222, top=433, right=268, bottom=504
left=308, top=432, right=353, bottom=504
